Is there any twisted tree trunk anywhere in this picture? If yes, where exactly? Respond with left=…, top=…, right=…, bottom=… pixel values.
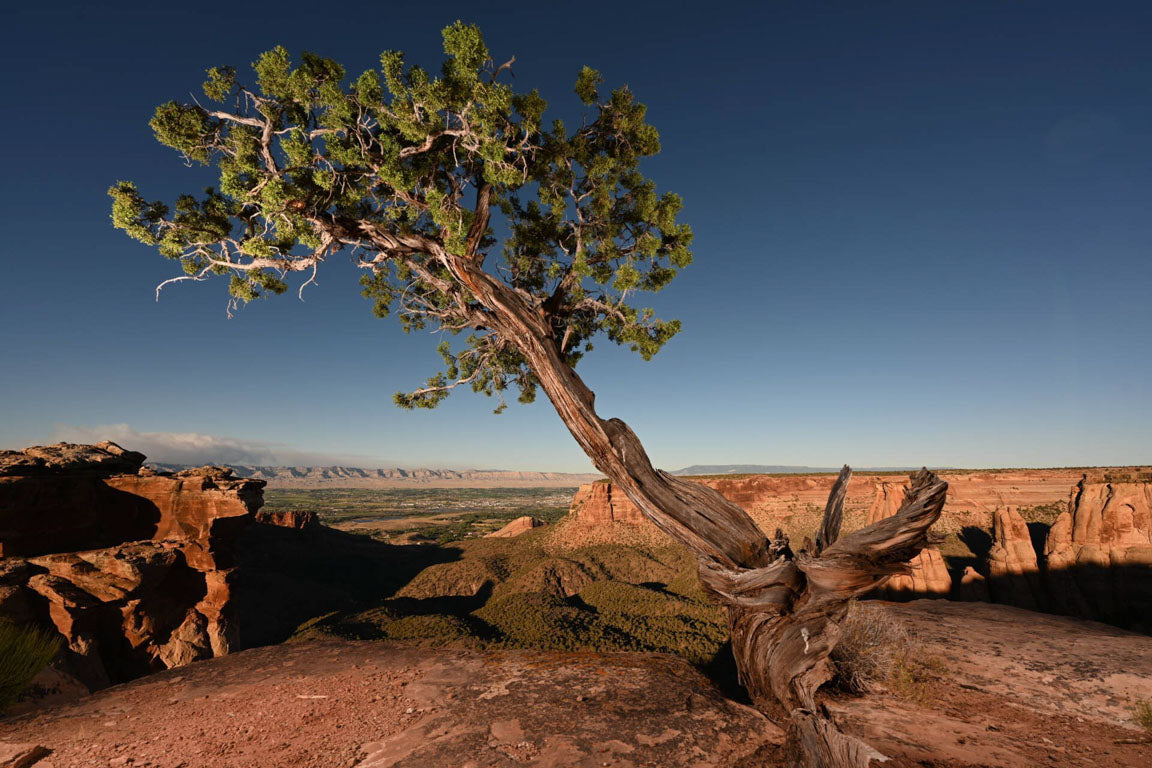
left=445, top=251, right=948, bottom=768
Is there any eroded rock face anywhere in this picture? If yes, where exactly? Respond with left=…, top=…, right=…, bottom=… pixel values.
left=255, top=509, right=319, bottom=531
left=566, top=470, right=1151, bottom=630
left=106, top=468, right=263, bottom=570
left=569, top=482, right=646, bottom=525
left=1044, top=479, right=1152, bottom=630
left=485, top=516, right=545, bottom=538
left=986, top=505, right=1046, bottom=611
left=0, top=443, right=266, bottom=689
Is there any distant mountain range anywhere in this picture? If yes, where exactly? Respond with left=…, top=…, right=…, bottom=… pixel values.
left=146, top=463, right=603, bottom=489
left=143, top=461, right=936, bottom=488
left=671, top=464, right=927, bottom=476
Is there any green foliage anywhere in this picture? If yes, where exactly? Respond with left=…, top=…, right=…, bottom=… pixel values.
left=111, top=22, right=692, bottom=411
left=0, top=621, right=61, bottom=712
left=293, top=532, right=728, bottom=666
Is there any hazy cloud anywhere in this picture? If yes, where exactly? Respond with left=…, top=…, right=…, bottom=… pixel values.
left=49, top=424, right=386, bottom=468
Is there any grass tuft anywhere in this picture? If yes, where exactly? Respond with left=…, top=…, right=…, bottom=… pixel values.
left=830, top=601, right=945, bottom=703
left=1132, top=699, right=1152, bottom=730
left=0, top=620, right=61, bottom=713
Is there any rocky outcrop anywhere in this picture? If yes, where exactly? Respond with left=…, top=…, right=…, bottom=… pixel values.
left=866, top=481, right=952, bottom=599
left=569, top=482, right=646, bottom=525
left=0, top=441, right=145, bottom=477
left=954, top=566, right=989, bottom=602
left=484, top=516, right=544, bottom=538
left=986, top=505, right=1045, bottom=611
left=255, top=508, right=319, bottom=531
left=0, top=642, right=784, bottom=767
left=1044, top=479, right=1152, bottom=630
left=0, top=443, right=266, bottom=690
left=565, top=470, right=1152, bottom=631
left=4, top=604, right=1151, bottom=768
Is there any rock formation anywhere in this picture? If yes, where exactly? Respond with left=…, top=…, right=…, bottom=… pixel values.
left=569, top=481, right=646, bottom=524
left=484, top=516, right=544, bottom=538
left=255, top=508, right=319, bottom=531
left=954, top=566, right=989, bottom=602
left=565, top=470, right=1152, bottom=631
left=986, top=505, right=1045, bottom=611
left=0, top=442, right=266, bottom=689
left=1044, top=478, right=1152, bottom=630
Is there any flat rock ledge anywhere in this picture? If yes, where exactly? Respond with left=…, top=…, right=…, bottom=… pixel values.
left=0, top=643, right=782, bottom=768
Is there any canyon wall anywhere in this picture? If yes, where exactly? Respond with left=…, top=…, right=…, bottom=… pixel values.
left=566, top=468, right=1152, bottom=631
left=0, top=443, right=272, bottom=690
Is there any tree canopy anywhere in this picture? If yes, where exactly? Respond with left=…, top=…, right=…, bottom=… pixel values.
left=110, top=22, right=692, bottom=412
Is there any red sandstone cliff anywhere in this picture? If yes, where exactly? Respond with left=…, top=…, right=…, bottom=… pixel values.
left=1044, top=477, right=1152, bottom=630
left=565, top=469, right=1152, bottom=630
left=0, top=443, right=267, bottom=689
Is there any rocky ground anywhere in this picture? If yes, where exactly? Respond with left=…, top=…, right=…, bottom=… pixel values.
left=2, top=601, right=1149, bottom=768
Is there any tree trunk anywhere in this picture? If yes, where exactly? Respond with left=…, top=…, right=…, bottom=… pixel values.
left=446, top=253, right=948, bottom=767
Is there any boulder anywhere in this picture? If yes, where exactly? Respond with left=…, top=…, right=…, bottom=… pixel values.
left=484, top=516, right=544, bottom=538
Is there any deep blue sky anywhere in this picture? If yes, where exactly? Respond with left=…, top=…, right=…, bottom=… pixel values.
left=1, top=1, right=1149, bottom=471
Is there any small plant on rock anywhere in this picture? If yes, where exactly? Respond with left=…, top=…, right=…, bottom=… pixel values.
left=0, top=620, right=61, bottom=713
left=830, top=601, right=909, bottom=694
left=1132, top=698, right=1152, bottom=730
left=831, top=601, right=946, bottom=704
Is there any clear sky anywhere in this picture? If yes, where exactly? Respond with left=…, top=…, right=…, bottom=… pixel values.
left=1, top=1, right=1149, bottom=471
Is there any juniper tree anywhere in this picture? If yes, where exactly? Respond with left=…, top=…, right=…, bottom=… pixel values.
left=110, top=23, right=946, bottom=768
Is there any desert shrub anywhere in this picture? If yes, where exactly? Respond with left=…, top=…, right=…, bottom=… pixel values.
left=578, top=581, right=727, bottom=664
left=1132, top=699, right=1152, bottom=730
left=888, top=650, right=948, bottom=705
left=830, top=601, right=948, bottom=703
left=0, top=621, right=61, bottom=712
left=476, top=592, right=632, bottom=651
left=830, top=602, right=910, bottom=694
left=376, top=614, right=479, bottom=646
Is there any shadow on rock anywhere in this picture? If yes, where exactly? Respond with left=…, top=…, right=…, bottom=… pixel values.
left=230, top=524, right=462, bottom=647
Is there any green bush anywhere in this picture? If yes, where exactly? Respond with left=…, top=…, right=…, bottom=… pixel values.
left=0, top=621, right=61, bottom=712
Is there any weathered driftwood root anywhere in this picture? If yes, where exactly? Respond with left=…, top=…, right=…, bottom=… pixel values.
left=700, top=466, right=948, bottom=767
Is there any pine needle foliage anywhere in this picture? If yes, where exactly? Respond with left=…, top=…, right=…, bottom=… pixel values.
left=110, top=22, right=692, bottom=412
